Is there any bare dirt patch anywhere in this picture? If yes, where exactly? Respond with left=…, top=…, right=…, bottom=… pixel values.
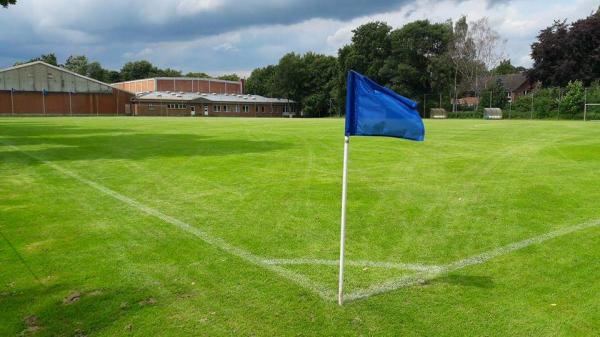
left=63, top=291, right=81, bottom=305
left=138, top=297, right=157, bottom=306
left=23, top=315, right=41, bottom=333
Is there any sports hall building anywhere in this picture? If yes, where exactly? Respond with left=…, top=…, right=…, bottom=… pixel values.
left=0, top=61, right=299, bottom=117
left=0, top=61, right=133, bottom=115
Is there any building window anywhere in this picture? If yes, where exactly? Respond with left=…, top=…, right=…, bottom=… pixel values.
left=167, top=103, right=187, bottom=109
left=255, top=105, right=259, bottom=112
left=223, top=105, right=228, bottom=112
left=242, top=105, right=249, bottom=113
left=235, top=105, right=240, bottom=113
left=261, top=106, right=265, bottom=113
left=214, top=105, right=221, bottom=112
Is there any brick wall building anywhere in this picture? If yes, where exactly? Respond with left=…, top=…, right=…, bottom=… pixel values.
left=132, top=92, right=298, bottom=117
left=112, top=77, right=243, bottom=95
left=0, top=61, right=133, bottom=115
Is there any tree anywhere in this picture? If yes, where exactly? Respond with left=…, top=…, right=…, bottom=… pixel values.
left=478, top=78, right=508, bottom=110
left=348, top=21, right=392, bottom=83
left=470, top=18, right=506, bottom=73
left=157, top=68, right=182, bottom=77
left=559, top=80, right=585, bottom=117
left=64, top=55, right=90, bottom=75
left=86, top=61, right=108, bottom=81
left=120, top=61, right=156, bottom=81
left=300, top=53, right=337, bottom=116
left=449, top=16, right=476, bottom=112
left=217, top=74, right=240, bottom=81
left=14, top=53, right=59, bottom=66
left=449, top=17, right=506, bottom=110
left=382, top=20, right=454, bottom=98
left=274, top=52, right=306, bottom=101
left=106, top=70, right=122, bottom=83
left=493, top=59, right=520, bottom=75
left=529, top=8, right=600, bottom=86
left=245, top=52, right=337, bottom=116
left=119, top=60, right=184, bottom=80
left=245, top=65, right=277, bottom=96
left=1, top=0, right=16, bottom=8
left=186, top=72, right=211, bottom=78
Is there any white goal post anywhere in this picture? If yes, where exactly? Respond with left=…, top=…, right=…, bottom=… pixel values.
left=584, top=103, right=600, bottom=121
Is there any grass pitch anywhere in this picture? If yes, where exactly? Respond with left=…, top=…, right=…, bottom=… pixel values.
left=1, top=117, right=599, bottom=336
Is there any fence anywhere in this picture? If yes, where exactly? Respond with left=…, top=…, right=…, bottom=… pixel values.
left=419, top=84, right=600, bottom=121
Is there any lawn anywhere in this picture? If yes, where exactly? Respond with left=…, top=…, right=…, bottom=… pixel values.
left=1, top=117, right=599, bottom=336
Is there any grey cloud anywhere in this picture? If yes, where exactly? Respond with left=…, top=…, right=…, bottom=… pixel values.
left=59, top=0, right=416, bottom=43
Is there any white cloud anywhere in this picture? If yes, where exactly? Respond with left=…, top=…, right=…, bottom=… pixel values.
left=176, top=0, right=222, bottom=15
left=321, top=0, right=598, bottom=67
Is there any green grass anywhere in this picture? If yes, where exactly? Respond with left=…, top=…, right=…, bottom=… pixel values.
left=1, top=117, right=599, bottom=336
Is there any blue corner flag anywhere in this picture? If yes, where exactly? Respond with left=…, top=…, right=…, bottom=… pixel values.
left=338, top=71, right=425, bottom=305
left=345, top=70, right=424, bottom=141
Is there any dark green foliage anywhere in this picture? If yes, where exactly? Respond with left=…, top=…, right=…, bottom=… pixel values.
left=493, top=59, right=526, bottom=75
left=85, top=61, right=108, bottom=82
left=510, top=92, right=534, bottom=119
left=120, top=61, right=183, bottom=81
left=14, top=53, right=58, bottom=67
left=532, top=88, right=560, bottom=119
left=0, top=0, right=16, bottom=8
left=338, top=20, right=455, bottom=115
left=245, top=52, right=337, bottom=117
left=529, top=8, right=600, bottom=86
left=185, top=72, right=211, bottom=78
left=478, top=79, right=509, bottom=111
left=217, top=74, right=241, bottom=81
left=64, top=55, right=90, bottom=75
left=559, top=80, right=585, bottom=117
left=245, top=65, right=277, bottom=96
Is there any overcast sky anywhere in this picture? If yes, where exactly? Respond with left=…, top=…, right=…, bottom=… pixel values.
left=0, top=0, right=597, bottom=76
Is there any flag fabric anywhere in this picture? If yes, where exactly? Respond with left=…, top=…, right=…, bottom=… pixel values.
left=345, top=70, right=425, bottom=141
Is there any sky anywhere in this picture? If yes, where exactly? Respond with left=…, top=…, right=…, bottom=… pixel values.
left=0, top=0, right=597, bottom=77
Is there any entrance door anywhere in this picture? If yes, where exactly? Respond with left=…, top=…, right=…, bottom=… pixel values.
left=190, top=105, right=196, bottom=116
left=204, top=105, right=209, bottom=116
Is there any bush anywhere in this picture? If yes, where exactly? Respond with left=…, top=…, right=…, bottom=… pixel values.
left=559, top=80, right=584, bottom=118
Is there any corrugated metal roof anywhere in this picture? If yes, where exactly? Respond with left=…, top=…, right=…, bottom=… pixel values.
left=134, top=91, right=295, bottom=104
left=0, top=61, right=117, bottom=91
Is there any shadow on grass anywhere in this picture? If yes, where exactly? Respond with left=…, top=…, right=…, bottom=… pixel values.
left=432, top=275, right=494, bottom=288
left=0, top=281, right=166, bottom=337
left=0, top=122, right=127, bottom=139
left=0, top=123, right=291, bottom=163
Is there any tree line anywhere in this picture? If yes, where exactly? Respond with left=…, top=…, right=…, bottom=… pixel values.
left=8, top=6, right=598, bottom=116
left=13, top=55, right=241, bottom=84
left=246, top=8, right=598, bottom=116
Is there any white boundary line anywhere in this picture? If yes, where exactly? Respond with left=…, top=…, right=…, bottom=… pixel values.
left=345, top=219, right=600, bottom=302
left=5, top=144, right=335, bottom=301
left=263, top=258, right=442, bottom=273
left=4, top=143, right=599, bottom=304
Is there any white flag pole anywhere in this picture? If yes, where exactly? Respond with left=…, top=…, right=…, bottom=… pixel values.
left=337, top=135, right=350, bottom=305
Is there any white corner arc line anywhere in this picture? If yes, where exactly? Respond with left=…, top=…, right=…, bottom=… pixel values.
left=344, top=219, right=600, bottom=302
left=5, top=144, right=335, bottom=301
left=262, top=258, right=442, bottom=273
